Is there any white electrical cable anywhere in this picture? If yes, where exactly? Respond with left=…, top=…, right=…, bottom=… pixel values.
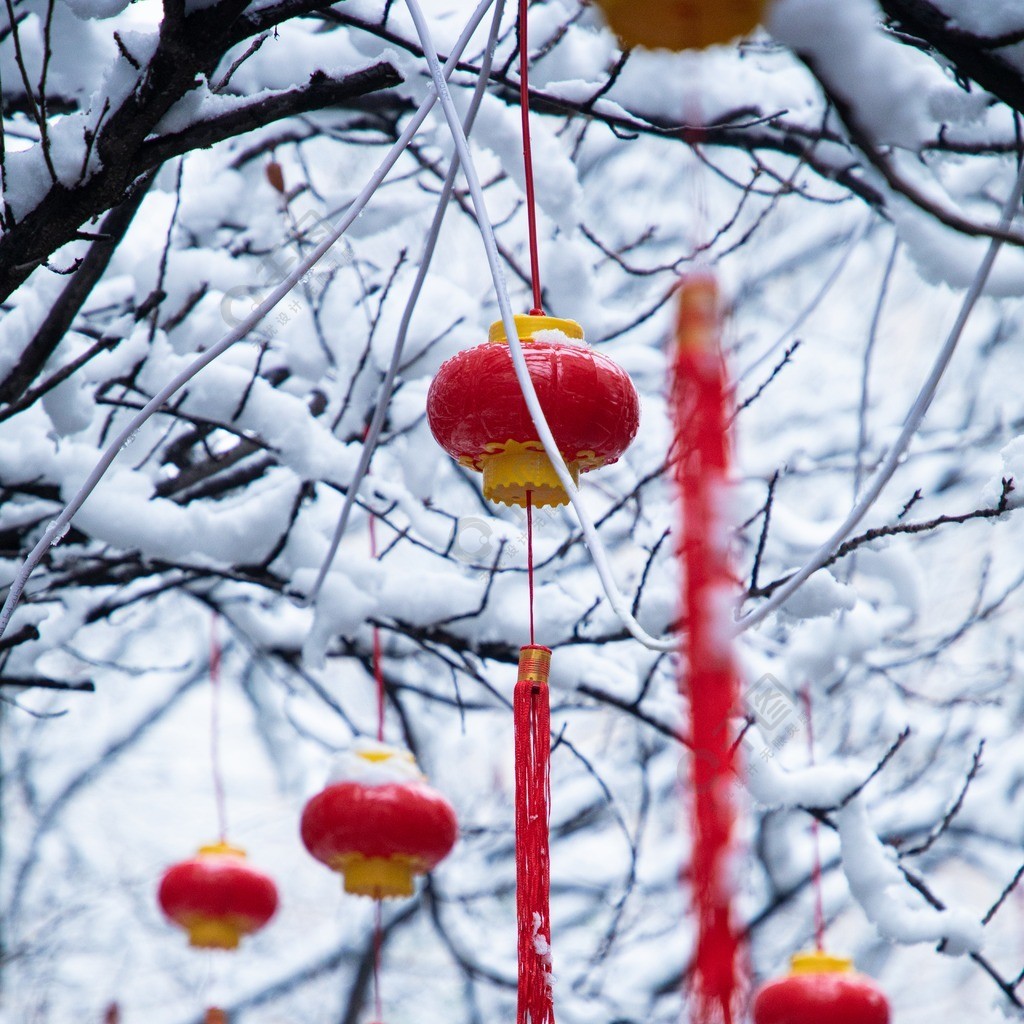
left=403, top=0, right=679, bottom=652
left=0, top=0, right=498, bottom=642
left=738, top=160, right=1024, bottom=633
left=299, top=0, right=506, bottom=608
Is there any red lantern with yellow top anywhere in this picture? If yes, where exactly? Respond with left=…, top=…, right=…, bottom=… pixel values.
left=426, top=314, right=640, bottom=508
left=300, top=740, right=458, bottom=899
left=752, top=950, right=891, bottom=1024
left=157, top=842, right=278, bottom=950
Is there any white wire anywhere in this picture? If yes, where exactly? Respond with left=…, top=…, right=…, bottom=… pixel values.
left=0, top=0, right=498, bottom=642
left=298, top=0, right=506, bottom=608
left=403, top=0, right=679, bottom=652
left=738, top=159, right=1024, bottom=633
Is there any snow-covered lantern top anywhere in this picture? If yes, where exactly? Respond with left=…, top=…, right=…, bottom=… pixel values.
left=157, top=843, right=279, bottom=950
left=752, top=951, right=891, bottom=1024
left=426, top=315, right=640, bottom=508
left=593, top=0, right=767, bottom=51
left=300, top=740, right=459, bottom=899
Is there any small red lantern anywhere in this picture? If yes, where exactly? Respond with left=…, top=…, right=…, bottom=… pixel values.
left=753, top=951, right=891, bottom=1024
left=593, top=0, right=766, bottom=51
left=300, top=741, right=458, bottom=899
left=157, top=843, right=278, bottom=950
left=426, top=315, right=640, bottom=508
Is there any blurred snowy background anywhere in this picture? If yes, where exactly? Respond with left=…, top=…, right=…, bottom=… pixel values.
left=3, top=0, right=1024, bottom=1021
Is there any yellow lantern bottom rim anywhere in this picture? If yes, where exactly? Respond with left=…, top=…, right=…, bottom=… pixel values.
left=331, top=853, right=421, bottom=899
left=183, top=915, right=245, bottom=950
left=477, top=440, right=582, bottom=508
left=594, top=0, right=763, bottom=51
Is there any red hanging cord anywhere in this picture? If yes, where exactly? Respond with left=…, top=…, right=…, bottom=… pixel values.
left=801, top=686, right=826, bottom=951
left=372, top=898, right=384, bottom=1021
left=672, top=273, right=742, bottom=1024
left=209, top=613, right=228, bottom=844
left=526, top=491, right=536, bottom=646
left=518, top=0, right=544, bottom=315
left=517, top=12, right=553, bottom=1004
left=514, top=644, right=554, bottom=1024
left=368, top=514, right=385, bottom=743
left=368, top=511, right=387, bottom=1021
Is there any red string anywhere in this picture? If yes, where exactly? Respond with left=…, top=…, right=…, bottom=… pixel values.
left=514, top=645, right=554, bottom=1024
left=526, top=491, right=535, bottom=646
left=364, top=435, right=387, bottom=1023
left=368, top=515, right=385, bottom=743
left=372, top=898, right=384, bottom=1021
left=672, top=274, right=741, bottom=1024
left=209, top=612, right=228, bottom=844
left=518, top=0, right=544, bottom=315
left=802, top=686, right=826, bottom=951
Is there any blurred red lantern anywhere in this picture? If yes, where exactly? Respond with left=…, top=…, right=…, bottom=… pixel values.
left=426, top=315, right=640, bottom=508
left=593, top=0, right=767, bottom=51
left=753, top=951, right=891, bottom=1024
left=158, top=843, right=278, bottom=950
left=300, top=742, right=458, bottom=899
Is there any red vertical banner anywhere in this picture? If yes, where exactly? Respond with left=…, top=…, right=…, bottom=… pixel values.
left=671, top=272, right=742, bottom=1024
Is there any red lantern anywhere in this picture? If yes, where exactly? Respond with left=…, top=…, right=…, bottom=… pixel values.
left=753, top=951, right=891, bottom=1024
left=158, top=843, right=278, bottom=949
left=426, top=315, right=640, bottom=508
left=300, top=741, right=458, bottom=899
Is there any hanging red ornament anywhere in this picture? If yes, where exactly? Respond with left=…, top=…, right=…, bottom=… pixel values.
left=205, top=1010, right=228, bottom=1024
left=158, top=843, right=278, bottom=950
left=593, top=0, right=767, bottom=51
left=426, top=315, right=640, bottom=508
left=300, top=740, right=458, bottom=899
left=514, top=644, right=555, bottom=1024
left=671, top=272, right=742, bottom=1023
left=752, top=951, right=891, bottom=1024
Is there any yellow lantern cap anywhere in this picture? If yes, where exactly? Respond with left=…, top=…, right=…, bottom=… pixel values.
left=789, top=950, right=854, bottom=975
left=197, top=841, right=247, bottom=858
left=487, top=314, right=584, bottom=345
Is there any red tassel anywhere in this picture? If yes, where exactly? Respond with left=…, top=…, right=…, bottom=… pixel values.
left=672, top=273, right=742, bottom=1024
left=514, top=644, right=555, bottom=1024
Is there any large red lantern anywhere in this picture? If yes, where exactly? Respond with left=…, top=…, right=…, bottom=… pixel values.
left=752, top=951, right=891, bottom=1024
left=426, top=315, right=640, bottom=508
left=593, top=0, right=767, bottom=51
left=158, top=843, right=278, bottom=949
left=300, top=741, right=458, bottom=899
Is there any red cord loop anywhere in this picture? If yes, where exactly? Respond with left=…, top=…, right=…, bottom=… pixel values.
left=519, top=0, right=544, bottom=314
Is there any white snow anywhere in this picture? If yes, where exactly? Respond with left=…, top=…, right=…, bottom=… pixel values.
left=325, top=739, right=424, bottom=785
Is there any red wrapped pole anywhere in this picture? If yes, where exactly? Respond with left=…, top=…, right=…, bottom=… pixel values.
left=514, top=644, right=555, bottom=1024
left=672, top=272, right=742, bottom=1023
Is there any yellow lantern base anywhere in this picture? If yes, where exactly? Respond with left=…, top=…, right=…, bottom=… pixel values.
left=594, top=0, right=764, bottom=51
left=789, top=950, right=854, bottom=975
left=334, top=854, right=417, bottom=899
left=185, top=916, right=243, bottom=950
left=480, top=441, right=580, bottom=508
